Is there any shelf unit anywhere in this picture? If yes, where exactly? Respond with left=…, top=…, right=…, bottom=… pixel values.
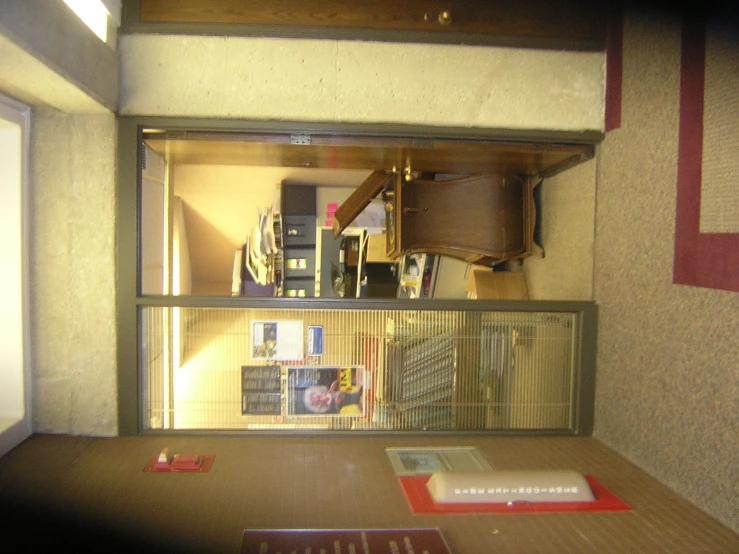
left=397, top=253, right=438, bottom=299
left=315, top=227, right=367, bottom=298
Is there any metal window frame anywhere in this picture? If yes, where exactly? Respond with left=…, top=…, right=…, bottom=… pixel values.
left=117, top=116, right=598, bottom=436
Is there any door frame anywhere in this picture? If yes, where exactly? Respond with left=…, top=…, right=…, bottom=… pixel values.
left=0, top=92, right=32, bottom=456
left=117, top=116, right=601, bottom=435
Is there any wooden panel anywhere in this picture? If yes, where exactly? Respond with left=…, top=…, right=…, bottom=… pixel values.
left=138, top=0, right=607, bottom=50
left=398, top=174, right=531, bottom=266
left=144, top=136, right=594, bottom=177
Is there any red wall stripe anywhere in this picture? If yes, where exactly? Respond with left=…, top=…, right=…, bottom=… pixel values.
left=605, top=7, right=623, bottom=132
left=673, top=20, right=739, bottom=292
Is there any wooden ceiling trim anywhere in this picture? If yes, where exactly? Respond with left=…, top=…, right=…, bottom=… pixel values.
left=130, top=0, right=607, bottom=51
left=144, top=136, right=593, bottom=178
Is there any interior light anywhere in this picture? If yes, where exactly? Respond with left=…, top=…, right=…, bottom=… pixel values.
left=63, top=0, right=109, bottom=43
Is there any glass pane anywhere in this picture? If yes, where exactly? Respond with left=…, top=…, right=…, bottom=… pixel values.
left=140, top=307, right=577, bottom=432
left=138, top=132, right=383, bottom=298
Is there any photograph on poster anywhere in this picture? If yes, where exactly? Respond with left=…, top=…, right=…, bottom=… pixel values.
left=287, top=366, right=365, bottom=417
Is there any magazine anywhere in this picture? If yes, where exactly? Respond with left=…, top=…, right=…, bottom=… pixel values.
left=287, top=366, right=365, bottom=417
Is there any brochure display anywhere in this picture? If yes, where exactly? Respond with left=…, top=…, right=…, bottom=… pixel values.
left=251, top=320, right=303, bottom=361
left=287, top=366, right=365, bottom=416
left=242, top=324, right=371, bottom=420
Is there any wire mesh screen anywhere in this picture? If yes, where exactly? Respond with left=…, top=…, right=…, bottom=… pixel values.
left=140, top=307, right=578, bottom=432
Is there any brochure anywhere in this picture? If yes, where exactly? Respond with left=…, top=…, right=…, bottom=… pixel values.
left=287, top=366, right=365, bottom=417
left=252, top=320, right=304, bottom=361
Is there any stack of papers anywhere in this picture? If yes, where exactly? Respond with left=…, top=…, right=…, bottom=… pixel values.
left=243, top=207, right=279, bottom=286
left=232, top=248, right=243, bottom=295
left=259, top=207, right=278, bottom=255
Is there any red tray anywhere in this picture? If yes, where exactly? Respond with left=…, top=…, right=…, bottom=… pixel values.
left=142, top=454, right=215, bottom=473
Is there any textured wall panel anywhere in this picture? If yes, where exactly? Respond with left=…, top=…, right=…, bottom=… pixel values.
left=699, top=20, right=739, bottom=233
left=119, top=35, right=605, bottom=131
left=30, top=108, right=117, bottom=436
left=593, top=10, right=739, bottom=534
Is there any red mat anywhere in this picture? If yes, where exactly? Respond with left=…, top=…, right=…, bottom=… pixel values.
left=399, top=475, right=630, bottom=515
left=142, top=454, right=215, bottom=473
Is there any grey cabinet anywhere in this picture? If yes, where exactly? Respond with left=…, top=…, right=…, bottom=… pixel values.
left=284, top=215, right=317, bottom=247
left=281, top=182, right=317, bottom=216
left=281, top=182, right=317, bottom=296
left=284, top=247, right=316, bottom=278
left=284, top=278, right=315, bottom=298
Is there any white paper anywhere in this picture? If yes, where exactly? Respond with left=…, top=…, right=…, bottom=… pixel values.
left=252, top=320, right=304, bottom=361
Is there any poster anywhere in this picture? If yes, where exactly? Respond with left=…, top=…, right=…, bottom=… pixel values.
left=251, top=320, right=303, bottom=361
left=287, top=366, right=365, bottom=416
left=241, top=365, right=281, bottom=416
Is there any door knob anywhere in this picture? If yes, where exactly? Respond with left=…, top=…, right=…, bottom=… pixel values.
left=424, top=11, right=452, bottom=25
left=438, top=11, right=452, bottom=25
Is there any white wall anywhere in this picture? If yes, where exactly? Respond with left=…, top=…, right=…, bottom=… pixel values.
left=173, top=197, right=192, bottom=296
left=0, top=121, right=24, bottom=419
left=120, top=35, right=605, bottom=132
left=0, top=93, right=31, bottom=457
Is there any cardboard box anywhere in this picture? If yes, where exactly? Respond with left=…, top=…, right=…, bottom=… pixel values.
left=367, top=233, right=393, bottom=263
left=466, top=269, right=529, bottom=300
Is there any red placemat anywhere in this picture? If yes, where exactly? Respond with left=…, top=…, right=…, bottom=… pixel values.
left=142, top=454, right=215, bottom=473
left=399, top=474, right=630, bottom=515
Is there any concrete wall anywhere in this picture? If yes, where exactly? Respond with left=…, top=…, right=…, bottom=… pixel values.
left=120, top=35, right=605, bottom=131
left=0, top=0, right=118, bottom=113
left=593, top=10, right=739, bottom=533
left=29, top=108, right=118, bottom=436
left=0, top=0, right=118, bottom=436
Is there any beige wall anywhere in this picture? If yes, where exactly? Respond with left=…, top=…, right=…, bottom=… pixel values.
left=29, top=108, right=117, bottom=436
left=120, top=35, right=605, bottom=131
left=524, top=159, right=597, bottom=300
left=593, top=10, right=739, bottom=533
